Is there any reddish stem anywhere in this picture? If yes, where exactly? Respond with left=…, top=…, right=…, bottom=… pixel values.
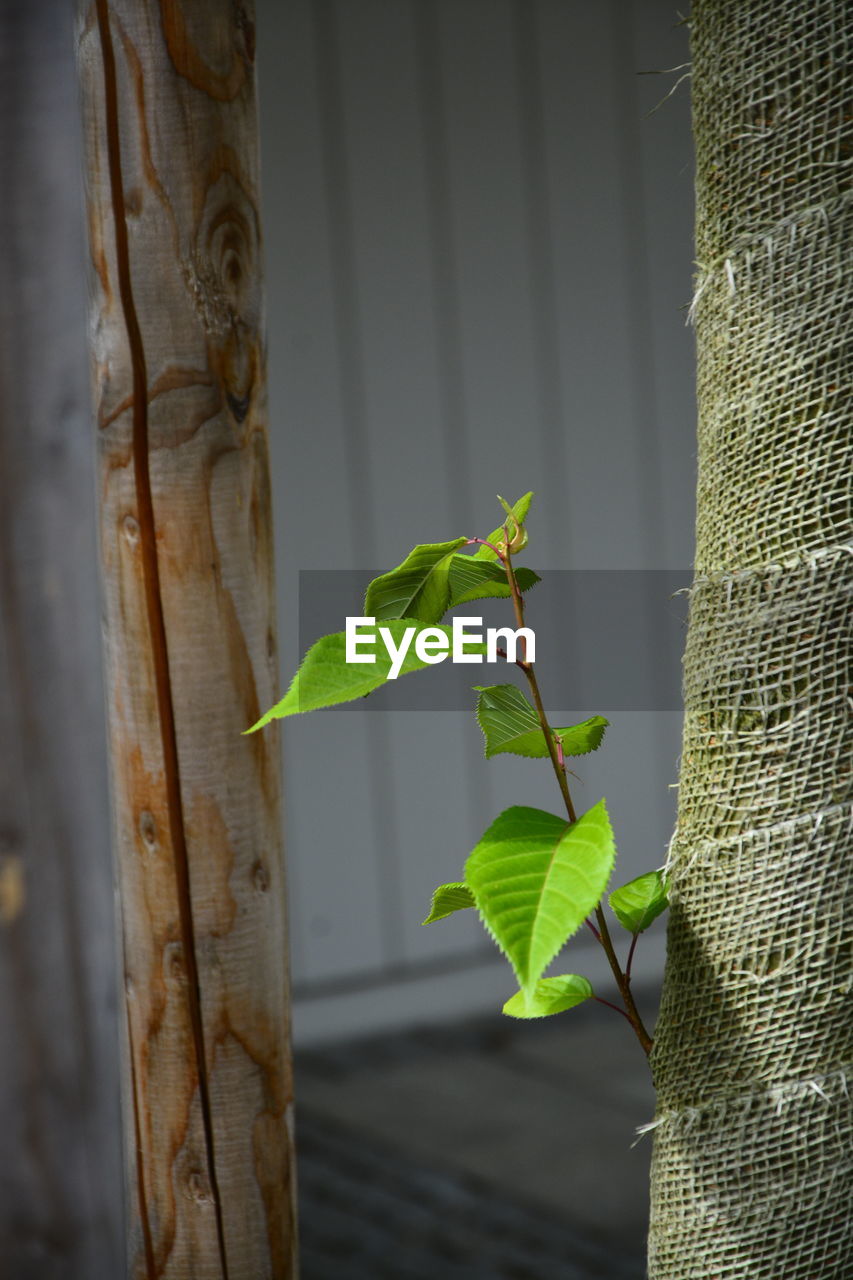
left=593, top=995, right=634, bottom=1025
left=626, top=932, right=640, bottom=984
left=463, top=537, right=506, bottom=561
left=500, top=544, right=653, bottom=1058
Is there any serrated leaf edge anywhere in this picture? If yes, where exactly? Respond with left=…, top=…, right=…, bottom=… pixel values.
left=502, top=974, right=594, bottom=1019
left=467, top=801, right=616, bottom=995
left=422, top=881, right=475, bottom=925
left=364, top=537, right=467, bottom=620
left=609, top=870, right=670, bottom=934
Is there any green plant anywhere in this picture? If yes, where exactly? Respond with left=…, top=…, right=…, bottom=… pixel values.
left=248, top=494, right=667, bottom=1056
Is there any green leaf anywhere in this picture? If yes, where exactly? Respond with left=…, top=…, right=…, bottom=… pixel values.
left=364, top=538, right=467, bottom=623
left=496, top=494, right=528, bottom=552
left=553, top=717, right=609, bottom=756
left=422, top=882, right=475, bottom=924
left=609, top=870, right=669, bottom=934
left=465, top=801, right=616, bottom=994
left=474, top=685, right=609, bottom=760
left=245, top=621, right=487, bottom=730
left=473, top=492, right=534, bottom=561
left=503, top=974, right=593, bottom=1019
left=446, top=555, right=540, bottom=608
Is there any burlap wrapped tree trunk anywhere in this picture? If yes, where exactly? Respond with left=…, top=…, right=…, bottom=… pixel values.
left=648, top=2, right=851, bottom=1276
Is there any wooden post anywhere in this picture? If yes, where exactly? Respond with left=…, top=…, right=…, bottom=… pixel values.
left=77, top=1, right=298, bottom=1275
left=0, top=3, right=122, bottom=1274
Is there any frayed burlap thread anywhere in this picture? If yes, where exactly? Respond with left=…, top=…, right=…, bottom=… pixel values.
left=647, top=2, right=852, bottom=1277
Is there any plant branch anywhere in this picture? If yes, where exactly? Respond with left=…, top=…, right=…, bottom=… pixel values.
left=593, top=995, right=634, bottom=1025
left=504, top=547, right=576, bottom=822
left=584, top=916, right=601, bottom=942
left=502, top=546, right=653, bottom=1058
left=626, top=931, right=640, bottom=983
left=593, top=905, right=653, bottom=1056
left=463, top=537, right=507, bottom=560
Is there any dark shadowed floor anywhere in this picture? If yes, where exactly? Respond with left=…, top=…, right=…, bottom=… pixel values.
left=295, top=990, right=658, bottom=1278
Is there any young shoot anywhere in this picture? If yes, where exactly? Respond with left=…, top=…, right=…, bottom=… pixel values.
left=248, top=493, right=668, bottom=1057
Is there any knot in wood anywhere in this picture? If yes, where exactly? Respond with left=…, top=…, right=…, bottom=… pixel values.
left=138, top=809, right=158, bottom=852
left=185, top=1168, right=212, bottom=1203
left=164, top=941, right=186, bottom=982
left=122, top=514, right=140, bottom=546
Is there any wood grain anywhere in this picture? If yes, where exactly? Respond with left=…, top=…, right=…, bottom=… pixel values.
left=77, top=1, right=297, bottom=1275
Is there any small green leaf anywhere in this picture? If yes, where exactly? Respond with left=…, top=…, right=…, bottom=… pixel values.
left=365, top=538, right=467, bottom=623
left=245, top=621, right=487, bottom=730
left=446, top=555, right=540, bottom=608
left=474, top=685, right=609, bottom=760
left=503, top=974, right=593, bottom=1019
left=465, top=801, right=616, bottom=994
left=609, top=870, right=669, bottom=934
left=553, top=717, right=609, bottom=756
left=473, top=492, right=534, bottom=561
left=422, top=882, right=475, bottom=924
left=496, top=493, right=529, bottom=552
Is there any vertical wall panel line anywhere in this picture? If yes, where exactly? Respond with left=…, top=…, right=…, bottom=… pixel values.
left=610, top=0, right=666, bottom=570
left=312, top=0, right=405, bottom=969
left=413, top=0, right=472, bottom=528
left=511, top=0, right=572, bottom=566
left=413, top=0, right=494, bottom=876
left=612, top=0, right=679, bottom=821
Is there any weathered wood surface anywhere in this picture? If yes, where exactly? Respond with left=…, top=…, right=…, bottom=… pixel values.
left=77, top=0, right=297, bottom=1275
left=0, top=2, right=124, bottom=1276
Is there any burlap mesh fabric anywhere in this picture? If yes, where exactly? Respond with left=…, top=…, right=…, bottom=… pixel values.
left=647, top=2, right=852, bottom=1276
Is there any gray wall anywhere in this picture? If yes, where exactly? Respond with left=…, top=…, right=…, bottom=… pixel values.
left=0, top=2, right=122, bottom=1271
left=257, top=0, right=695, bottom=1043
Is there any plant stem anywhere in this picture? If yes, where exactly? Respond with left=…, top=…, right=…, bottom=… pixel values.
left=503, top=546, right=653, bottom=1059
left=503, top=549, right=576, bottom=821
left=593, top=995, right=634, bottom=1025
left=626, top=931, right=640, bottom=984
left=463, top=537, right=507, bottom=560
left=594, top=905, right=653, bottom=1056
left=581, top=916, right=601, bottom=947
